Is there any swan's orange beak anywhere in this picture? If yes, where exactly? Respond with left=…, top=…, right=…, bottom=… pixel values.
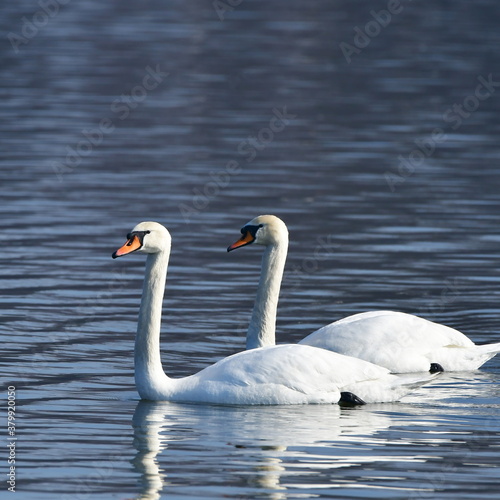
left=112, top=235, right=142, bottom=259
left=227, top=231, right=255, bottom=252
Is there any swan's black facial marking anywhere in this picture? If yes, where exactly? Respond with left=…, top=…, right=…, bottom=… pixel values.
left=112, top=230, right=151, bottom=258
left=241, top=223, right=264, bottom=239
left=126, top=230, right=151, bottom=246
left=227, top=224, right=263, bottom=252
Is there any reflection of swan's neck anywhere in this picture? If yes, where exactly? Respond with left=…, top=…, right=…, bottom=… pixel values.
left=132, top=402, right=166, bottom=500
left=247, top=240, right=288, bottom=349
left=135, top=250, right=171, bottom=398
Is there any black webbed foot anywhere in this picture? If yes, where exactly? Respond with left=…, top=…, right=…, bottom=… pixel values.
left=430, top=363, right=444, bottom=373
left=339, top=391, right=366, bottom=406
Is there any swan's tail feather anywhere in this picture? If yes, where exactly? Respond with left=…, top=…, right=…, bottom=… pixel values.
left=468, top=342, right=500, bottom=370
left=475, top=342, right=500, bottom=355
left=342, top=372, right=439, bottom=404
left=390, top=372, right=440, bottom=391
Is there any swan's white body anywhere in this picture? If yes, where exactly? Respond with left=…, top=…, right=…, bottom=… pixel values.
left=113, top=221, right=432, bottom=405
left=301, top=310, right=500, bottom=373
left=229, top=215, right=500, bottom=373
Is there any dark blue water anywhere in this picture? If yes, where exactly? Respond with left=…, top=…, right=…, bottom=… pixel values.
left=2, top=0, right=500, bottom=498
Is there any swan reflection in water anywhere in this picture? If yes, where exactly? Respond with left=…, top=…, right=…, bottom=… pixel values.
left=131, top=400, right=393, bottom=499
left=131, top=371, right=499, bottom=499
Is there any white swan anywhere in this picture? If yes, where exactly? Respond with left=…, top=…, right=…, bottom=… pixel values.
left=227, top=215, right=500, bottom=373
left=112, top=221, right=433, bottom=404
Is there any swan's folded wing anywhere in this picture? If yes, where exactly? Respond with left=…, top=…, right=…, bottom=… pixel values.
left=193, top=344, right=391, bottom=398
left=300, top=311, right=475, bottom=372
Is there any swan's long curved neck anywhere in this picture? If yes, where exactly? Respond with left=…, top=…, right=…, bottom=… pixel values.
left=135, top=250, right=171, bottom=397
left=246, top=240, right=288, bottom=349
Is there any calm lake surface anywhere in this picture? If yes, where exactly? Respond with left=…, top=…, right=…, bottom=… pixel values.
left=2, top=0, right=500, bottom=498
